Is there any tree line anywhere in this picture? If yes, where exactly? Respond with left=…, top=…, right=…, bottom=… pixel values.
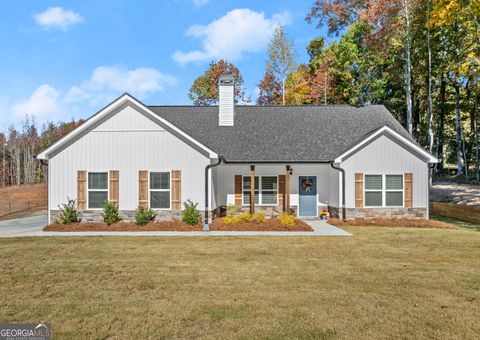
left=0, top=117, right=84, bottom=187
left=189, top=0, right=479, bottom=182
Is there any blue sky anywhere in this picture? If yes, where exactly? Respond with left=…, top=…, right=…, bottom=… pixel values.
left=0, top=0, right=328, bottom=133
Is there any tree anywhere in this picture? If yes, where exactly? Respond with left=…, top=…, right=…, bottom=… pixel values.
left=257, top=71, right=282, bottom=105
left=266, top=26, right=296, bottom=105
left=188, top=60, right=246, bottom=106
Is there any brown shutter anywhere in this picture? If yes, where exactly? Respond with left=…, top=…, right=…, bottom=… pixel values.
left=171, top=170, right=181, bottom=210
left=77, top=170, right=86, bottom=211
left=234, top=175, right=242, bottom=206
left=278, top=175, right=285, bottom=208
left=355, top=173, right=363, bottom=208
left=139, top=170, right=148, bottom=208
left=404, top=173, right=413, bottom=208
left=109, top=170, right=119, bottom=206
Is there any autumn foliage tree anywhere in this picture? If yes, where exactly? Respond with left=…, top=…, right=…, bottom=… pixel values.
left=188, top=59, right=246, bottom=106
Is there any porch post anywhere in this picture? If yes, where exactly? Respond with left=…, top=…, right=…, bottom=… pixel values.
left=285, top=165, right=291, bottom=213
left=250, top=165, right=255, bottom=214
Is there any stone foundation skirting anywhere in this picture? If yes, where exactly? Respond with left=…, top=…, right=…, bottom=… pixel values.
left=50, top=209, right=213, bottom=223
left=327, top=206, right=427, bottom=220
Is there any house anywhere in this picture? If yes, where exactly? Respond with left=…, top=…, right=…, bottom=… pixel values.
left=37, top=75, right=438, bottom=228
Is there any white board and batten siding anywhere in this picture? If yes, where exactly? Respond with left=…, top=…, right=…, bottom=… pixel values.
left=342, top=134, right=429, bottom=208
left=212, top=164, right=340, bottom=208
left=48, top=105, right=210, bottom=215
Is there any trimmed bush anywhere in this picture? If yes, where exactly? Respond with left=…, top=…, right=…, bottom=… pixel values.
left=135, top=206, right=156, bottom=226
left=252, top=210, right=267, bottom=223
left=56, top=198, right=80, bottom=224
left=181, top=199, right=202, bottom=225
left=102, top=201, right=121, bottom=225
left=223, top=216, right=242, bottom=224
left=278, top=211, right=296, bottom=226
left=226, top=205, right=239, bottom=217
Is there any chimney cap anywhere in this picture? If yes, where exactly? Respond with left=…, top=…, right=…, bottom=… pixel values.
left=219, top=74, right=234, bottom=86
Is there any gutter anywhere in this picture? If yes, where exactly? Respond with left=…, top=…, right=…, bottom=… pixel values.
left=33, top=155, right=48, bottom=167
left=330, top=161, right=346, bottom=221
left=203, top=156, right=224, bottom=231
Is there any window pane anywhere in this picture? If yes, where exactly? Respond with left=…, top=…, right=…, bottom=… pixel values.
left=365, top=191, right=382, bottom=206
left=88, top=173, right=107, bottom=189
left=243, top=191, right=259, bottom=205
left=150, top=191, right=170, bottom=209
left=262, top=191, right=277, bottom=205
left=386, top=192, right=403, bottom=206
left=88, top=191, right=107, bottom=208
left=150, top=172, right=170, bottom=190
left=365, top=175, right=382, bottom=190
left=261, top=176, right=277, bottom=190
left=386, top=175, right=403, bottom=190
left=243, top=176, right=259, bottom=190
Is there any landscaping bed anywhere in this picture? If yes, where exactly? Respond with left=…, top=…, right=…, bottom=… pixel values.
left=329, top=218, right=456, bottom=229
left=43, top=218, right=313, bottom=232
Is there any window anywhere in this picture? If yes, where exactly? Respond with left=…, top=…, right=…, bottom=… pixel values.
left=364, top=174, right=403, bottom=207
left=88, top=172, right=108, bottom=209
left=150, top=172, right=170, bottom=209
left=242, top=176, right=278, bottom=205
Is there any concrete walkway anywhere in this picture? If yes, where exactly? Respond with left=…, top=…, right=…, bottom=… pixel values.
left=0, top=214, right=351, bottom=237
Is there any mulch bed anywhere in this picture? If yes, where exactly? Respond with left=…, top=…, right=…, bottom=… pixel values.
left=210, top=218, right=313, bottom=232
left=329, top=218, right=456, bottom=229
left=43, top=218, right=313, bottom=232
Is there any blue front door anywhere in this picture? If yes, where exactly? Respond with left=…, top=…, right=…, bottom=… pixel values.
left=299, top=176, right=317, bottom=217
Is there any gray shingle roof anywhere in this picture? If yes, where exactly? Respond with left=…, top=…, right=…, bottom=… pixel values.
left=148, top=104, right=413, bottom=161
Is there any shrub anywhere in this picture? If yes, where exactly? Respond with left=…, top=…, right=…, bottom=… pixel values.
left=135, top=206, right=156, bottom=226
left=252, top=210, right=267, bottom=223
left=226, top=205, right=239, bottom=217
left=278, top=211, right=296, bottom=226
left=239, top=211, right=253, bottom=223
left=181, top=199, right=202, bottom=225
left=56, top=198, right=80, bottom=224
left=102, top=201, right=121, bottom=225
left=223, top=216, right=242, bottom=224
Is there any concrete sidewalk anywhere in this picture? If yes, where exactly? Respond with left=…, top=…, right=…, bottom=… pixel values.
left=0, top=215, right=351, bottom=237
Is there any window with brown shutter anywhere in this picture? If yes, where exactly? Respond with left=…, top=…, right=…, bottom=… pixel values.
left=278, top=175, right=285, bottom=209
left=77, top=170, right=86, bottom=211
left=355, top=173, right=364, bottom=208
left=234, top=175, right=242, bottom=206
left=404, top=173, right=413, bottom=208
left=109, top=170, right=119, bottom=206
left=171, top=170, right=181, bottom=210
left=138, top=170, right=148, bottom=208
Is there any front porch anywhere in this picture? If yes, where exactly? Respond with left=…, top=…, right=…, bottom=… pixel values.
left=210, top=163, right=342, bottom=219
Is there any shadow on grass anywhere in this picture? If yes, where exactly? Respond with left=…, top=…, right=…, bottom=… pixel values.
left=431, top=214, right=480, bottom=231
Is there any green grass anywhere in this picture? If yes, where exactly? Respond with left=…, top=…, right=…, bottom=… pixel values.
left=431, top=214, right=480, bottom=231
left=1, top=227, right=480, bottom=338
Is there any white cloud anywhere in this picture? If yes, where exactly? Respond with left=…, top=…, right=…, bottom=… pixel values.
left=172, top=8, right=292, bottom=64
left=193, top=0, right=209, bottom=7
left=65, top=65, right=177, bottom=105
left=33, top=7, right=84, bottom=31
left=12, top=85, right=61, bottom=118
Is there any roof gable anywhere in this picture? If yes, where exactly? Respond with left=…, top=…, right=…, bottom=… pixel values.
left=36, top=94, right=218, bottom=160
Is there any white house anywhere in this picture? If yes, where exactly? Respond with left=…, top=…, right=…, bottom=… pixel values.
left=37, top=75, right=438, bottom=227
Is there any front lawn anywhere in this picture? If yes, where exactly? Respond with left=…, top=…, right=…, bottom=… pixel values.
left=1, top=227, right=479, bottom=338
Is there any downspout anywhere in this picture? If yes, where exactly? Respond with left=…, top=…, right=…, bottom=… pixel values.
left=428, top=163, right=436, bottom=219
left=330, top=161, right=346, bottom=221
left=203, top=156, right=224, bottom=231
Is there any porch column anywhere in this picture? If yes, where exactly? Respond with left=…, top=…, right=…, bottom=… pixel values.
left=250, top=165, right=255, bottom=214
left=285, top=165, right=291, bottom=213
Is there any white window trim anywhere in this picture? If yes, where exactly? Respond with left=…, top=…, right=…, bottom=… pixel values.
left=87, top=171, right=109, bottom=210
left=242, top=175, right=278, bottom=206
left=148, top=170, right=171, bottom=210
left=364, top=174, right=404, bottom=208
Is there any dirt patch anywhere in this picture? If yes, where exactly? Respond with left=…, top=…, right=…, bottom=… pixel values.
left=0, top=184, right=47, bottom=218
left=210, top=218, right=312, bottom=231
left=43, top=218, right=313, bottom=232
left=329, top=218, right=456, bottom=229
left=431, top=182, right=480, bottom=205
